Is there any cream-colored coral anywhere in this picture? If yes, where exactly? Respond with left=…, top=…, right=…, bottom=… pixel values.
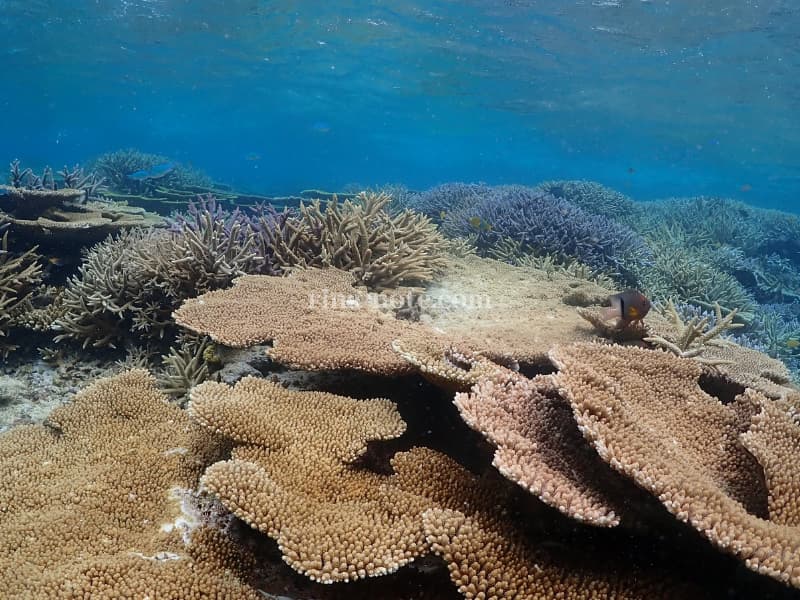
left=551, top=342, right=800, bottom=587
left=0, top=369, right=258, bottom=598
left=416, top=255, right=613, bottom=365
left=454, top=365, right=626, bottom=527
left=174, top=268, right=449, bottom=374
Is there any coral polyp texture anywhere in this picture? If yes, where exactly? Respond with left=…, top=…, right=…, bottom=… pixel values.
left=191, top=377, right=697, bottom=598
left=174, top=267, right=448, bottom=374
left=551, top=342, right=800, bottom=587
left=0, top=369, right=259, bottom=598
left=453, top=363, right=627, bottom=527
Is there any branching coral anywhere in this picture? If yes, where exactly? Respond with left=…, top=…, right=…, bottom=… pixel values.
left=538, top=179, right=638, bottom=221
left=0, top=228, right=43, bottom=356
left=157, top=335, right=216, bottom=403
left=53, top=199, right=263, bottom=348
left=260, top=191, right=448, bottom=289
left=644, top=300, right=743, bottom=365
left=440, top=184, right=653, bottom=287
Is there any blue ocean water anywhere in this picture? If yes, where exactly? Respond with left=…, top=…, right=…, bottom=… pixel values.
left=1, top=0, right=798, bottom=210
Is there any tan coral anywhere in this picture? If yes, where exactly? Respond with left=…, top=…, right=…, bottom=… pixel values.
left=192, top=377, right=423, bottom=583
left=741, top=392, right=800, bottom=527
left=190, top=376, right=406, bottom=461
left=0, top=369, right=259, bottom=598
left=551, top=342, right=800, bottom=588
left=193, top=377, right=699, bottom=598
left=417, top=255, right=613, bottom=365
left=262, top=190, right=448, bottom=289
left=454, top=364, right=627, bottom=527
left=174, top=268, right=449, bottom=374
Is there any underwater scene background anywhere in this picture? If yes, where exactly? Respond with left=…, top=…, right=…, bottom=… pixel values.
left=2, top=1, right=800, bottom=599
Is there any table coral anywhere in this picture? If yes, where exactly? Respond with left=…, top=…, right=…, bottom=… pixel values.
left=551, top=342, right=800, bottom=588
left=192, top=377, right=698, bottom=598
left=0, top=369, right=259, bottom=598
left=174, top=268, right=447, bottom=374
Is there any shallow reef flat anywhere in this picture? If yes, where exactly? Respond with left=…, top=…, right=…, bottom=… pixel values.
left=2, top=173, right=800, bottom=598
left=1, top=251, right=799, bottom=599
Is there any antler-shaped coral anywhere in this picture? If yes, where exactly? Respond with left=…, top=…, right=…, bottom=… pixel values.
left=644, top=300, right=743, bottom=366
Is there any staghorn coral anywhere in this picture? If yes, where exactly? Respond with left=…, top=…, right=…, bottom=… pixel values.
left=261, top=190, right=448, bottom=289
left=440, top=184, right=653, bottom=287
left=89, top=148, right=212, bottom=194
left=644, top=299, right=743, bottom=365
left=551, top=342, right=800, bottom=588
left=193, top=377, right=697, bottom=598
left=396, top=182, right=491, bottom=220
left=0, top=369, right=259, bottom=598
left=158, top=335, right=216, bottom=403
left=174, top=268, right=447, bottom=375
left=642, top=302, right=796, bottom=399
left=0, top=228, right=43, bottom=356
left=638, top=231, right=756, bottom=321
left=538, top=179, right=638, bottom=221
left=54, top=199, right=262, bottom=348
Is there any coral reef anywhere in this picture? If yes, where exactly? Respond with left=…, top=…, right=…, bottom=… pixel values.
left=53, top=199, right=262, bottom=348
left=538, top=179, right=638, bottom=221
left=192, top=377, right=698, bottom=598
left=0, top=228, right=43, bottom=357
left=262, top=190, right=448, bottom=289
left=453, top=361, right=627, bottom=526
left=174, top=268, right=445, bottom=374
left=551, top=343, right=800, bottom=587
left=0, top=369, right=260, bottom=597
left=439, top=184, right=653, bottom=287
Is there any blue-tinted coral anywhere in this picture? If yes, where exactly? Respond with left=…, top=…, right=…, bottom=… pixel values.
left=399, top=182, right=491, bottom=220
left=442, top=185, right=654, bottom=287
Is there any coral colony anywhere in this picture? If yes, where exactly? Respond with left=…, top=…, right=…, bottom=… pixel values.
left=2, top=154, right=800, bottom=598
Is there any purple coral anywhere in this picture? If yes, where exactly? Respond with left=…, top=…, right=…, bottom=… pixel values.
left=441, top=184, right=654, bottom=286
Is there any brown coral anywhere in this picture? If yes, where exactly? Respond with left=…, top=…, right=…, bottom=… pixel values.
left=174, top=268, right=448, bottom=374
left=193, top=377, right=699, bottom=598
left=0, top=369, right=259, bottom=598
left=454, top=364, right=626, bottom=527
left=262, top=190, right=447, bottom=289
left=551, top=342, right=800, bottom=587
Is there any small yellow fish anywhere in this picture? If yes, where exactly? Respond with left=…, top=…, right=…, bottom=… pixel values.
left=468, top=216, right=482, bottom=229
left=786, top=338, right=800, bottom=349
left=439, top=211, right=447, bottom=220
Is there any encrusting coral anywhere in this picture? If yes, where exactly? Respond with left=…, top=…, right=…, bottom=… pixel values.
left=0, top=369, right=260, bottom=598
left=261, top=190, right=448, bottom=289
left=551, top=342, right=800, bottom=588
